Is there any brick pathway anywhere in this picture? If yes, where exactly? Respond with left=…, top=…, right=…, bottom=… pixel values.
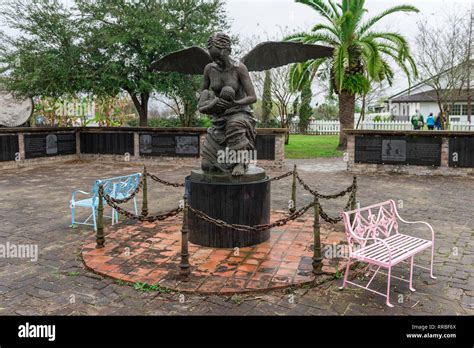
left=0, top=158, right=472, bottom=315
left=82, top=212, right=347, bottom=294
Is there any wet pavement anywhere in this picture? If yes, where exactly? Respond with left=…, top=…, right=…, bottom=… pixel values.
left=0, top=158, right=472, bottom=315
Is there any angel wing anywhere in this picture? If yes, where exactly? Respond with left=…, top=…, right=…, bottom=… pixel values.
left=151, top=41, right=334, bottom=75
left=150, top=46, right=212, bottom=75
left=241, top=42, right=334, bottom=72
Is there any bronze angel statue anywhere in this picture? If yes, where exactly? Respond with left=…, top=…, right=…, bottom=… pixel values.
left=151, top=33, right=332, bottom=176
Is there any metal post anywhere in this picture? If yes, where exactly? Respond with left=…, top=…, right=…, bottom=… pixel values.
left=312, top=196, right=323, bottom=274
left=96, top=184, right=105, bottom=249
left=179, top=198, right=190, bottom=278
left=350, top=176, right=358, bottom=224
left=142, top=166, right=148, bottom=217
left=290, top=164, right=297, bottom=213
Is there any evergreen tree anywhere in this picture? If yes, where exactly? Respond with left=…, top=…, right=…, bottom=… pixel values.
left=261, top=70, right=273, bottom=128
left=299, top=84, right=313, bottom=133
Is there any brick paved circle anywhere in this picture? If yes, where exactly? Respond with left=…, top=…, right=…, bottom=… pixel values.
left=81, top=211, right=347, bottom=294
left=1, top=159, right=472, bottom=315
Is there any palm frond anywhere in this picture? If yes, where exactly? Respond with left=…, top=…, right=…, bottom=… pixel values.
left=311, top=23, right=340, bottom=42
left=289, top=58, right=326, bottom=92
left=349, top=0, right=366, bottom=27
left=284, top=32, right=310, bottom=43
left=363, top=32, right=411, bottom=60
left=380, top=60, right=394, bottom=85
left=296, top=0, right=337, bottom=22
left=378, top=47, right=414, bottom=86
left=295, top=33, right=339, bottom=46
left=358, top=5, right=419, bottom=36
left=358, top=39, right=382, bottom=80
left=333, top=43, right=349, bottom=92
left=327, top=0, right=341, bottom=17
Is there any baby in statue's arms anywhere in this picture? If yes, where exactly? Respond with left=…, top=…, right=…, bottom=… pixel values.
left=198, top=86, right=236, bottom=115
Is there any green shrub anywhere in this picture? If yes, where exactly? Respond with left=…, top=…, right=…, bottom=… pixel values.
left=126, top=116, right=212, bottom=128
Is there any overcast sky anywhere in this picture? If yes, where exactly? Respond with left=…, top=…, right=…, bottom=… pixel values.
left=226, top=0, right=473, bottom=97
left=1, top=0, right=472, bottom=101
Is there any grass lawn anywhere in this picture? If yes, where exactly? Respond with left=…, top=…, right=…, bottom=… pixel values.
left=285, top=135, right=343, bottom=159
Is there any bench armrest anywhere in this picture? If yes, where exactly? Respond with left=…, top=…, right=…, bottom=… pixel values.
left=395, top=214, right=435, bottom=244
left=71, top=190, right=91, bottom=202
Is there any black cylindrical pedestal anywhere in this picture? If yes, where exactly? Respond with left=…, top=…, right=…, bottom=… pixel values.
left=187, top=170, right=271, bottom=248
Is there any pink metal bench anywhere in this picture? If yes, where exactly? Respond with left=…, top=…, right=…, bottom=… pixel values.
left=339, top=200, right=436, bottom=307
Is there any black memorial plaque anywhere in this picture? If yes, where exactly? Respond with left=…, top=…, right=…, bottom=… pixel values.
left=355, top=136, right=441, bottom=166
left=255, top=134, right=276, bottom=160
left=80, top=132, right=134, bottom=155
left=25, top=132, right=76, bottom=159
left=0, top=134, right=19, bottom=162
left=355, top=136, right=382, bottom=164
left=139, top=133, right=200, bottom=157
left=449, top=137, right=474, bottom=168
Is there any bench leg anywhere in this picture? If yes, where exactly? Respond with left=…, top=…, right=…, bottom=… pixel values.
left=430, top=243, right=437, bottom=279
left=71, top=205, right=75, bottom=226
left=339, top=257, right=351, bottom=290
left=133, top=198, right=138, bottom=215
left=409, top=255, right=416, bottom=292
left=386, top=266, right=394, bottom=307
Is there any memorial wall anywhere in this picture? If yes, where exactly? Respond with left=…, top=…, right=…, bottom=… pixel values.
left=347, top=130, right=474, bottom=176
left=0, top=127, right=286, bottom=167
left=24, top=132, right=76, bottom=159
left=0, top=134, right=19, bottom=162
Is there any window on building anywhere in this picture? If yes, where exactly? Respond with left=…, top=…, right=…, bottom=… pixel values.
left=461, top=104, right=474, bottom=116
left=452, top=104, right=462, bottom=115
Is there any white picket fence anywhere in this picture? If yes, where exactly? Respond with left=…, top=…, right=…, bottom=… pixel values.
left=358, top=120, right=413, bottom=131
left=450, top=121, right=474, bottom=131
left=290, top=120, right=340, bottom=134
left=290, top=120, right=474, bottom=134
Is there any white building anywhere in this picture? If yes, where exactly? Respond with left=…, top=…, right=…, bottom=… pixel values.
left=387, top=58, right=473, bottom=122
left=388, top=88, right=472, bottom=122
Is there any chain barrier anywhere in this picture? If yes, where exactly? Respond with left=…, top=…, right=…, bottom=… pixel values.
left=99, top=168, right=358, bottom=227
left=319, top=205, right=343, bottom=224
left=188, top=202, right=314, bottom=232
left=99, top=185, right=183, bottom=222
left=318, top=182, right=357, bottom=224
left=146, top=173, right=185, bottom=188
left=269, top=170, right=295, bottom=182
left=295, top=172, right=357, bottom=200
left=103, top=176, right=144, bottom=205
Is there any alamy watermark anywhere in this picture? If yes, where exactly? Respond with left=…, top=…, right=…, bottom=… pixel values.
left=217, top=147, right=258, bottom=165
left=0, top=242, right=38, bottom=262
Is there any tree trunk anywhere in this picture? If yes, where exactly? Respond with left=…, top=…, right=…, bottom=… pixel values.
left=183, top=100, right=197, bottom=127
left=130, top=92, right=149, bottom=127
left=356, top=93, right=366, bottom=129
left=338, top=90, right=355, bottom=150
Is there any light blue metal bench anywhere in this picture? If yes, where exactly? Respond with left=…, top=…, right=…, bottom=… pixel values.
left=70, top=173, right=141, bottom=231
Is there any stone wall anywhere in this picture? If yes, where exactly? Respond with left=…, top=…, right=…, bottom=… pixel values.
left=0, top=127, right=287, bottom=171
left=347, top=130, right=474, bottom=177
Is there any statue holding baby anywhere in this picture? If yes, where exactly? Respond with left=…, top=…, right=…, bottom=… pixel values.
left=152, top=33, right=333, bottom=176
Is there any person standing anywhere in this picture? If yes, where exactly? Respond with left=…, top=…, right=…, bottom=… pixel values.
left=427, top=112, right=435, bottom=130
left=435, top=113, right=442, bottom=130
left=411, top=110, right=425, bottom=130
left=418, top=113, right=425, bottom=130
left=411, top=112, right=420, bottom=130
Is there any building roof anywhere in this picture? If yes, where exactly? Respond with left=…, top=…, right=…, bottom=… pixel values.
left=391, top=89, right=472, bottom=103
left=388, top=59, right=473, bottom=101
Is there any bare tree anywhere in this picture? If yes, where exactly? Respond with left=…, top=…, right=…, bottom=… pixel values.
left=467, top=4, right=473, bottom=122
left=415, top=13, right=471, bottom=125
left=356, top=78, right=391, bottom=128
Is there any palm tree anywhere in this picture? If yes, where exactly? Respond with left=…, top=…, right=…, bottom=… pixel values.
left=286, top=0, right=419, bottom=149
